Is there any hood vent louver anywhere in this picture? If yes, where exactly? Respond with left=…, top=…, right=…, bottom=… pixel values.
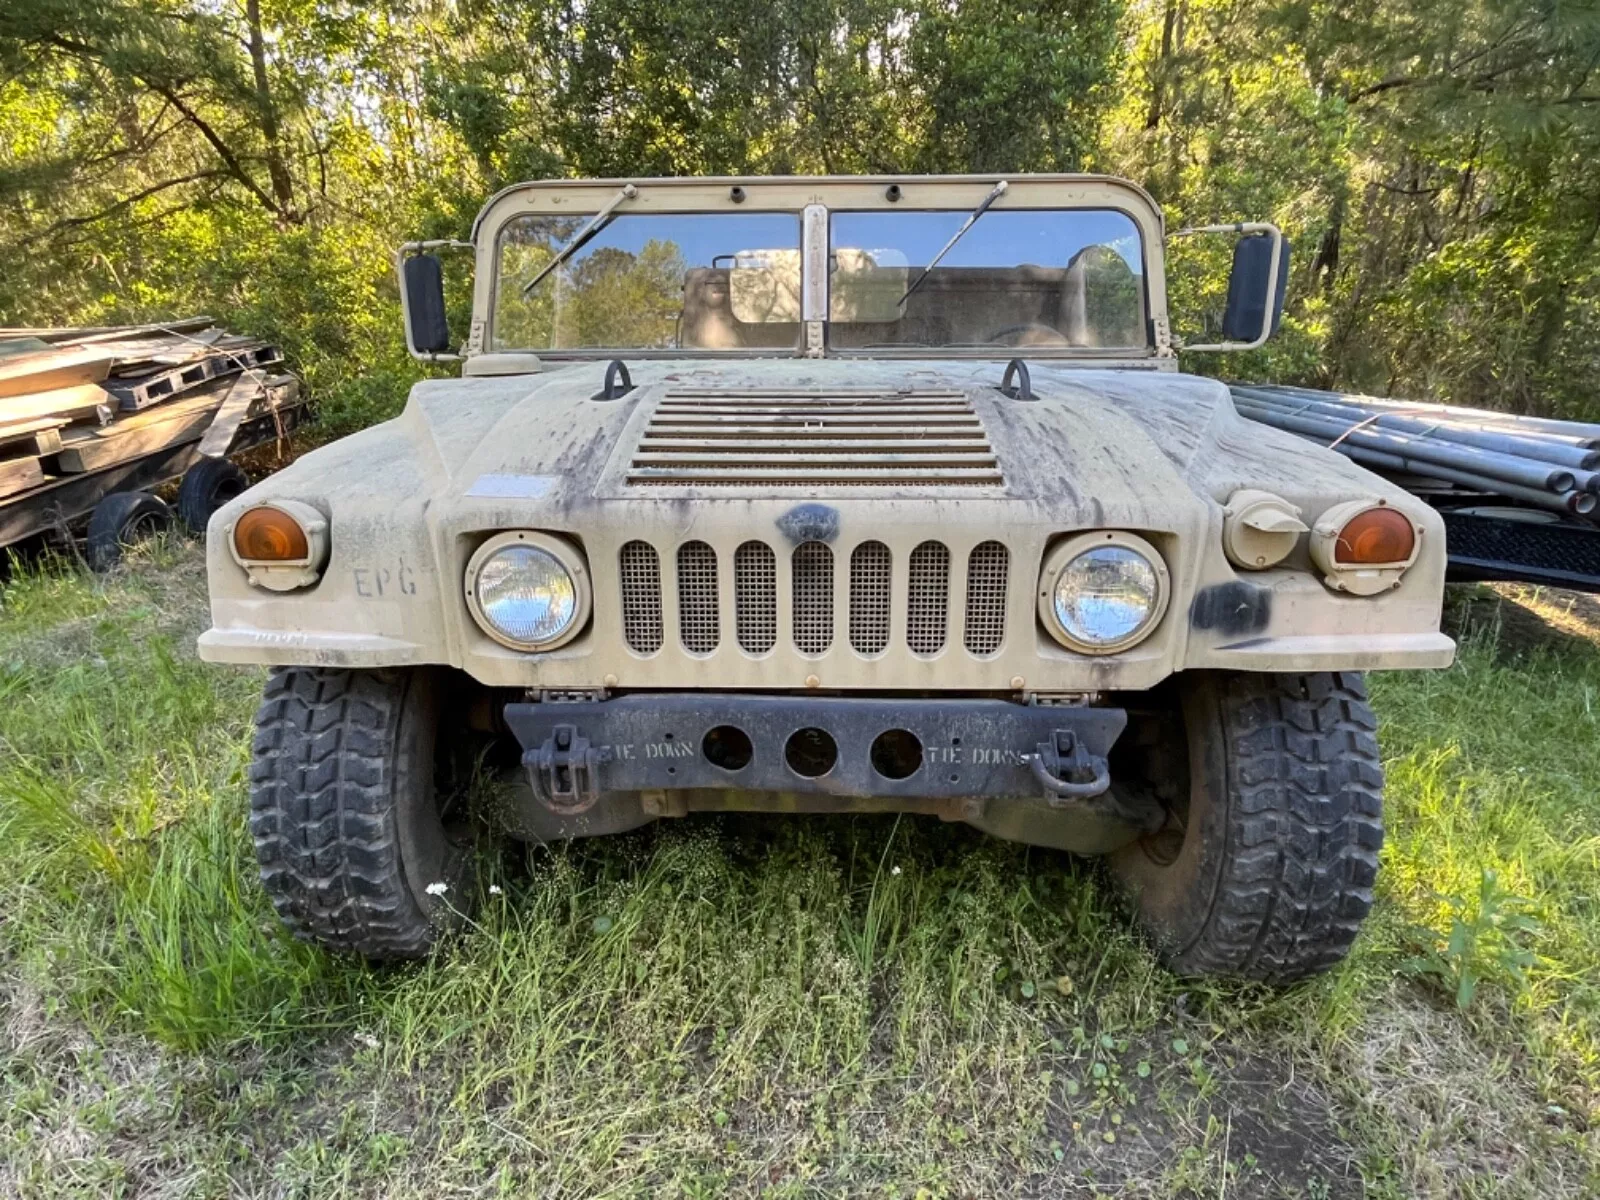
left=626, top=389, right=1004, bottom=487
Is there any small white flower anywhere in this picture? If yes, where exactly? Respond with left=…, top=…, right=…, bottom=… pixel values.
left=355, top=1032, right=380, bottom=1050
left=488, top=884, right=503, bottom=896
left=891, top=865, right=902, bottom=876
left=424, top=881, right=449, bottom=896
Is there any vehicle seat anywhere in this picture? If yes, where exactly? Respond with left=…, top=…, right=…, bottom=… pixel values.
left=680, top=267, right=801, bottom=349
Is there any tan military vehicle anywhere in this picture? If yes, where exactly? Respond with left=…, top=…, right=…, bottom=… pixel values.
left=200, top=175, right=1454, bottom=978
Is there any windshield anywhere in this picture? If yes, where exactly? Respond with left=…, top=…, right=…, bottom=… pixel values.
left=492, top=212, right=803, bottom=351
left=829, top=209, right=1147, bottom=351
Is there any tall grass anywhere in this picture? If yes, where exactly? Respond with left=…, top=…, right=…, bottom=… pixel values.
left=1, top=549, right=1596, bottom=1193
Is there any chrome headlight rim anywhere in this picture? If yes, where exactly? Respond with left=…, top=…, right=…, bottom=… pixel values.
left=1037, top=530, right=1171, bottom=655
left=464, top=530, right=591, bottom=652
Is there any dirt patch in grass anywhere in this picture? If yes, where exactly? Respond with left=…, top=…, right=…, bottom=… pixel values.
left=1446, top=582, right=1600, bottom=659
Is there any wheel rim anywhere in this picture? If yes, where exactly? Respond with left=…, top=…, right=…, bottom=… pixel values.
left=124, top=512, right=163, bottom=542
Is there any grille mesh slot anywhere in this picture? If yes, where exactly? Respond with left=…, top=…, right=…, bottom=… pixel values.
left=734, top=541, right=777, bottom=654
left=963, top=541, right=1010, bottom=656
left=676, top=541, right=720, bottom=653
left=907, top=541, right=950, bottom=655
left=619, top=541, right=663, bottom=654
left=627, top=390, right=1003, bottom=487
left=849, top=541, right=892, bottom=654
left=792, top=541, right=834, bottom=655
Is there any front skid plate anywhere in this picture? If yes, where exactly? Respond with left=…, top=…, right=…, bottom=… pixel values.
left=502, top=695, right=1127, bottom=801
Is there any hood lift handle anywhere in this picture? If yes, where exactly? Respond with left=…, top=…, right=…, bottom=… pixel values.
left=999, top=358, right=1034, bottom=401
left=593, top=359, right=634, bottom=401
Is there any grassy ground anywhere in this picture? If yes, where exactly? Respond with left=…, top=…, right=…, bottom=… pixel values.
left=0, top=541, right=1597, bottom=1197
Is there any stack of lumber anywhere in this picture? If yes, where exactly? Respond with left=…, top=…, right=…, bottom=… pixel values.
left=0, top=318, right=299, bottom=502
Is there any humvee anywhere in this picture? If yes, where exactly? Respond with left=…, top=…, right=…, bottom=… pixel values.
left=200, top=175, right=1454, bottom=979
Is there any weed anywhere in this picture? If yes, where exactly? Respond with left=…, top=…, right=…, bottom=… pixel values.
left=1402, top=868, right=1541, bottom=1010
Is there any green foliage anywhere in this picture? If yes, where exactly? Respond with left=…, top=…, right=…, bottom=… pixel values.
left=1109, top=0, right=1600, bottom=414
left=3, top=0, right=1599, bottom=418
left=1402, top=868, right=1542, bottom=1010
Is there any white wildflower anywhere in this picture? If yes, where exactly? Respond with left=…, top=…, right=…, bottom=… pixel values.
left=891, top=865, right=902, bottom=876
left=424, top=881, right=449, bottom=896
left=355, top=1032, right=380, bottom=1050
left=488, top=884, right=503, bottom=896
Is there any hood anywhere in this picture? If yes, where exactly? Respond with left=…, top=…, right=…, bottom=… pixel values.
left=386, top=358, right=1400, bottom=528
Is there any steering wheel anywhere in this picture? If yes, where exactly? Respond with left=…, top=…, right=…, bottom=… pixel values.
left=984, top=322, right=1072, bottom=347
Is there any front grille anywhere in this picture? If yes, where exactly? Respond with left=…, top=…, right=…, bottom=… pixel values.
left=617, top=537, right=1010, bottom=661
left=619, top=541, right=663, bottom=654
left=849, top=541, right=892, bottom=654
left=963, top=541, right=1010, bottom=655
left=677, top=541, right=720, bottom=653
left=626, top=389, right=1004, bottom=487
left=907, top=541, right=951, bottom=655
left=793, top=541, right=835, bottom=654
left=734, top=541, right=777, bottom=653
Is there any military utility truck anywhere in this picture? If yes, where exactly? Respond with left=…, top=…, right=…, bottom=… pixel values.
left=201, top=175, right=1454, bottom=979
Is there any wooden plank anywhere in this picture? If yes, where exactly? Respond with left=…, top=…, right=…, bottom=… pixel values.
left=53, top=374, right=292, bottom=473
left=0, top=456, right=46, bottom=500
left=0, top=383, right=114, bottom=429
left=54, top=408, right=217, bottom=474
left=0, top=417, right=68, bottom=457
left=0, top=316, right=215, bottom=344
left=196, top=369, right=270, bottom=458
left=0, top=402, right=302, bottom=548
left=0, top=347, right=115, bottom=398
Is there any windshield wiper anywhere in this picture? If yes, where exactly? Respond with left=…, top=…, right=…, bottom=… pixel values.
left=520, top=183, right=639, bottom=297
left=898, top=179, right=1008, bottom=305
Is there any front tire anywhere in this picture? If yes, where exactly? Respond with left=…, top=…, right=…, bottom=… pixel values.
left=248, top=666, right=475, bottom=959
left=1111, top=671, right=1384, bottom=983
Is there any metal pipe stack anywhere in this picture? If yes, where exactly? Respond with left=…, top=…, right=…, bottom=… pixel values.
left=1227, top=383, right=1600, bottom=520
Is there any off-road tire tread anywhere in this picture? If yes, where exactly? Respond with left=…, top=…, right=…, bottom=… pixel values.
left=249, top=666, right=435, bottom=958
left=1174, top=671, right=1384, bottom=983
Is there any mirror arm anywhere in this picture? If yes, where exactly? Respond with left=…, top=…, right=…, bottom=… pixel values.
left=396, top=240, right=475, bottom=363
left=1170, top=222, right=1284, bottom=353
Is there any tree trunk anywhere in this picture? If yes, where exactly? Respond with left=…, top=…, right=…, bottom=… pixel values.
left=246, top=0, right=296, bottom=220
left=1144, top=0, right=1179, bottom=131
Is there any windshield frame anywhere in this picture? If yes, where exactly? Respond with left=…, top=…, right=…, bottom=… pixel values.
left=471, top=175, right=1168, bottom=361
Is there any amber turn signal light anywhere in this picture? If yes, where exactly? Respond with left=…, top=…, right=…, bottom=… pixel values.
left=1333, top=506, right=1415, bottom=565
left=234, top=506, right=310, bottom=562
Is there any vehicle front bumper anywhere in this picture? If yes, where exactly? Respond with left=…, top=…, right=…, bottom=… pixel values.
left=495, top=692, right=1166, bottom=852
left=503, top=693, right=1127, bottom=806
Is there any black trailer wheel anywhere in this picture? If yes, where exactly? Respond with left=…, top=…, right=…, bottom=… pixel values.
left=177, top=456, right=249, bottom=535
left=85, top=490, right=172, bottom=571
left=249, top=666, right=478, bottom=959
left=1110, top=671, right=1384, bottom=983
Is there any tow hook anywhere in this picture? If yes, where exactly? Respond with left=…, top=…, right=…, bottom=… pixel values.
left=1031, top=730, right=1111, bottom=804
left=528, top=724, right=606, bottom=813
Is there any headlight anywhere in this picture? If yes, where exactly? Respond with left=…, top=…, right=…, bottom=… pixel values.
left=1038, top=531, right=1170, bottom=653
left=465, top=532, right=590, bottom=650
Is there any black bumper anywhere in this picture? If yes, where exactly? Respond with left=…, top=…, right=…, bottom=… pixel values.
left=502, top=694, right=1127, bottom=810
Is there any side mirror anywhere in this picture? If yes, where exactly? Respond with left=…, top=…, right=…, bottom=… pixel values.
left=1222, top=233, right=1289, bottom=341
left=403, top=255, right=450, bottom=354
left=1171, top=222, right=1289, bottom=353
left=396, top=239, right=474, bottom=362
